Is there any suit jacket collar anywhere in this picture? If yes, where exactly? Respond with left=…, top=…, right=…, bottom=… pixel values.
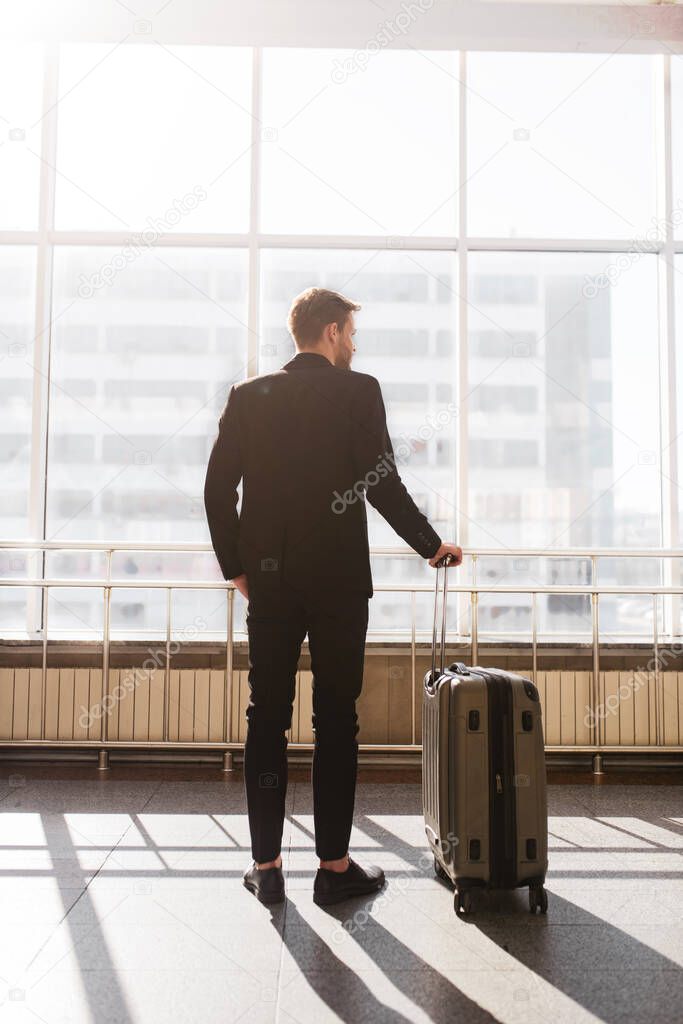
left=283, top=351, right=333, bottom=372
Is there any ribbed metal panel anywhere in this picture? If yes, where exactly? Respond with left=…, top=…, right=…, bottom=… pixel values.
left=2, top=664, right=681, bottom=753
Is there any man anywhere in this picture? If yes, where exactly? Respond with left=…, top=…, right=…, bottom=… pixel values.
left=204, top=287, right=462, bottom=906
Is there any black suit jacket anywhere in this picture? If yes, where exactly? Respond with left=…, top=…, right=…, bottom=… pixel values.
left=204, top=351, right=441, bottom=597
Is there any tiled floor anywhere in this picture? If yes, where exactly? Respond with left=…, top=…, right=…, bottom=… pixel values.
left=0, top=767, right=682, bottom=1023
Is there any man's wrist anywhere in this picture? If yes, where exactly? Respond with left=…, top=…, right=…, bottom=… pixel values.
left=428, top=538, right=443, bottom=559
left=415, top=528, right=442, bottom=560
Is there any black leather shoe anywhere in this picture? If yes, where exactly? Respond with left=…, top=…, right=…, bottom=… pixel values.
left=243, top=862, right=285, bottom=905
left=313, top=857, right=385, bottom=906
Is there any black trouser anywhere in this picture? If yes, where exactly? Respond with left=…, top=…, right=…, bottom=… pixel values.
left=244, top=584, right=369, bottom=863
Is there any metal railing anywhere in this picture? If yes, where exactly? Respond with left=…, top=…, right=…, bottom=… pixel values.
left=1, top=540, right=682, bottom=772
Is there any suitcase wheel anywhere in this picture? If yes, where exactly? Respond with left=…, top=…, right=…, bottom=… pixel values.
left=528, top=884, right=548, bottom=914
left=454, top=888, right=473, bottom=915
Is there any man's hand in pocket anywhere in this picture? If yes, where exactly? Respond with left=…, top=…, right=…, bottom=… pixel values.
left=231, top=574, right=249, bottom=599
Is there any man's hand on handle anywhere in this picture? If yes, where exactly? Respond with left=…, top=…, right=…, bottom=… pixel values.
left=231, top=574, right=249, bottom=600
left=429, top=542, right=463, bottom=569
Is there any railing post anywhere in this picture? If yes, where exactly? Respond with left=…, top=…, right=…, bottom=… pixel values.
left=411, top=590, right=417, bottom=746
left=40, top=585, right=48, bottom=740
left=531, top=591, right=538, bottom=682
left=163, top=587, right=172, bottom=743
left=471, top=592, right=478, bottom=665
left=470, top=553, right=478, bottom=665
left=99, top=584, right=111, bottom=767
left=223, top=587, right=235, bottom=772
left=653, top=593, right=661, bottom=747
left=591, top=587, right=604, bottom=775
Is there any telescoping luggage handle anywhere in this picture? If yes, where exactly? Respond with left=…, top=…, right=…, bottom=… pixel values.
left=429, top=552, right=466, bottom=687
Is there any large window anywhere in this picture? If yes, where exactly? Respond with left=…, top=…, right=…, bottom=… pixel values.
left=0, top=248, right=36, bottom=540
left=672, top=56, right=683, bottom=240
left=260, top=248, right=458, bottom=549
left=467, top=53, right=656, bottom=239
left=47, top=246, right=248, bottom=541
left=0, top=43, right=681, bottom=639
left=55, top=45, right=253, bottom=232
left=467, top=252, right=660, bottom=550
left=260, top=50, right=458, bottom=236
left=0, top=45, right=44, bottom=229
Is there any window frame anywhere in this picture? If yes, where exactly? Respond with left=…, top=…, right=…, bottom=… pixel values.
left=1, top=45, right=680, bottom=636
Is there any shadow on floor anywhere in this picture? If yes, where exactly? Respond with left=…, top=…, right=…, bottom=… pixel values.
left=273, top=897, right=499, bottom=1024
left=354, top=791, right=683, bottom=1024
left=3, top=773, right=683, bottom=1024
left=466, top=885, right=683, bottom=1024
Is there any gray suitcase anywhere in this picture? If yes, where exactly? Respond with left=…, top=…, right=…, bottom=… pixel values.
left=422, top=558, right=549, bottom=914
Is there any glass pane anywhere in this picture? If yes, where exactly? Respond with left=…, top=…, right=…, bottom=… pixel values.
left=0, top=43, right=43, bottom=229
left=55, top=45, right=252, bottom=231
left=472, top=554, right=596, bottom=641
left=599, top=592, right=660, bottom=642
left=537, top=591, right=592, bottom=641
left=677, top=256, right=683, bottom=541
left=0, top=247, right=37, bottom=540
left=467, top=252, right=660, bottom=549
left=110, top=587, right=166, bottom=638
left=46, top=246, right=248, bottom=547
left=0, top=587, right=40, bottom=641
left=109, top=554, right=234, bottom=639
left=260, top=248, right=458, bottom=551
left=673, top=56, right=683, bottom=241
left=261, top=49, right=458, bottom=236
left=49, top=586, right=103, bottom=639
left=468, top=53, right=656, bottom=239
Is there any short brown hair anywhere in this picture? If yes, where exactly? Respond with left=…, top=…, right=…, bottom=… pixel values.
left=287, top=287, right=360, bottom=348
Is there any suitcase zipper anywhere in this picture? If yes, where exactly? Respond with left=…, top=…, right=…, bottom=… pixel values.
left=487, top=673, right=517, bottom=888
